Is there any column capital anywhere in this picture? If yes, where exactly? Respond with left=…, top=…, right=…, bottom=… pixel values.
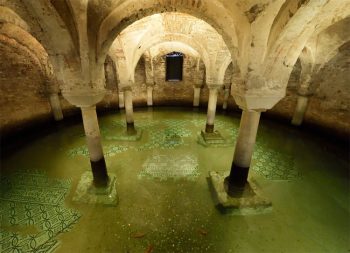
left=80, top=105, right=97, bottom=111
left=207, top=83, right=224, bottom=90
left=121, top=86, right=133, bottom=92
left=231, top=87, right=285, bottom=111
left=119, top=80, right=134, bottom=88
left=239, top=107, right=266, bottom=113
left=297, top=88, right=313, bottom=97
left=44, top=78, right=61, bottom=95
left=146, top=82, right=155, bottom=88
left=62, top=88, right=106, bottom=107
left=297, top=92, right=313, bottom=97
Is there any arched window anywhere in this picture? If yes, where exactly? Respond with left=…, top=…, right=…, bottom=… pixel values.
left=166, top=52, right=183, bottom=81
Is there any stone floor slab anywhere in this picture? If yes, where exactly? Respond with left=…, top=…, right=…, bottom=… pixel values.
left=197, top=130, right=233, bottom=147
left=73, top=172, right=118, bottom=206
left=208, top=171, right=272, bottom=215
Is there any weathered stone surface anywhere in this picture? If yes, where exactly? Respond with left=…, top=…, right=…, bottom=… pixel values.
left=73, top=172, right=118, bottom=206
left=198, top=130, right=234, bottom=147
left=208, top=171, right=272, bottom=215
left=0, top=0, right=349, bottom=140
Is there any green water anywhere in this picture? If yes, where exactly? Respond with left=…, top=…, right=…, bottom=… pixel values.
left=1, top=107, right=349, bottom=253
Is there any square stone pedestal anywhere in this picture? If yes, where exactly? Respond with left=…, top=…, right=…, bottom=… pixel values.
left=208, top=171, right=272, bottom=215
left=73, top=172, right=118, bottom=206
left=105, top=129, right=143, bottom=141
left=198, top=130, right=233, bottom=147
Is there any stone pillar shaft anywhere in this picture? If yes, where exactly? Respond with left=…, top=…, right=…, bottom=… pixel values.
left=123, top=89, right=136, bottom=134
left=291, top=95, right=309, bottom=126
left=118, top=91, right=125, bottom=109
left=226, top=110, right=261, bottom=188
left=81, top=106, right=108, bottom=187
left=205, top=88, right=219, bottom=133
left=124, top=89, right=134, bottom=123
left=222, top=88, right=230, bottom=110
left=147, top=86, right=153, bottom=106
left=49, top=93, right=63, bottom=121
left=193, top=87, right=201, bottom=107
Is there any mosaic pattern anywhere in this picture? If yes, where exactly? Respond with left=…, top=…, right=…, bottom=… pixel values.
left=68, top=144, right=129, bottom=158
left=67, top=146, right=89, bottom=158
left=252, top=143, right=299, bottom=180
left=67, top=117, right=299, bottom=180
left=104, top=144, right=129, bottom=157
left=138, top=154, right=199, bottom=181
left=137, top=126, right=191, bottom=151
left=0, top=170, right=80, bottom=253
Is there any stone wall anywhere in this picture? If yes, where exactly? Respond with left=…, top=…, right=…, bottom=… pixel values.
left=1, top=47, right=349, bottom=140
left=0, top=37, right=49, bottom=136
left=268, top=46, right=350, bottom=138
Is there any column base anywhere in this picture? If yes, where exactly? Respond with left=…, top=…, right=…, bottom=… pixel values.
left=205, top=124, right=214, bottom=133
left=291, top=118, right=303, bottom=126
left=208, top=171, right=272, bottom=215
left=226, top=163, right=250, bottom=191
left=126, top=122, right=137, bottom=135
left=198, top=130, right=233, bottom=147
left=53, top=113, right=64, bottom=121
left=73, top=171, right=118, bottom=206
left=90, top=158, right=109, bottom=187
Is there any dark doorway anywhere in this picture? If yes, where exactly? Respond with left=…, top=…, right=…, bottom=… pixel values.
left=166, top=52, right=183, bottom=81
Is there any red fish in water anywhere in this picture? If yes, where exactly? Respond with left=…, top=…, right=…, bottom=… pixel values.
left=145, top=244, right=154, bottom=253
left=130, top=232, right=146, bottom=238
left=198, top=228, right=208, bottom=236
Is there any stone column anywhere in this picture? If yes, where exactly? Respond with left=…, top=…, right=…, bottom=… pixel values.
left=123, top=87, right=136, bottom=134
left=225, top=109, right=261, bottom=193
left=118, top=91, right=124, bottom=109
left=147, top=85, right=153, bottom=106
left=205, top=86, right=220, bottom=133
left=291, top=95, right=309, bottom=126
left=48, top=93, right=63, bottom=121
left=222, top=87, right=230, bottom=110
left=193, top=87, right=201, bottom=107
left=81, top=106, right=109, bottom=187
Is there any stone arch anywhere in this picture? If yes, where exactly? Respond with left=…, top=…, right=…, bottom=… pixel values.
left=20, top=0, right=82, bottom=90
left=217, top=55, right=233, bottom=85
left=0, top=22, right=57, bottom=93
left=312, top=17, right=350, bottom=73
left=131, top=34, right=210, bottom=82
left=96, top=0, right=247, bottom=71
left=107, top=12, right=231, bottom=86
left=264, top=1, right=350, bottom=88
left=0, top=6, right=29, bottom=32
left=266, top=0, right=305, bottom=58
left=297, top=17, right=350, bottom=95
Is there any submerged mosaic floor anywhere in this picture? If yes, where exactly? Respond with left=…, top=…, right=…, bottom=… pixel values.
left=0, top=170, right=80, bottom=253
left=1, top=108, right=348, bottom=253
left=67, top=117, right=299, bottom=181
left=138, top=154, right=199, bottom=181
left=253, top=143, right=299, bottom=180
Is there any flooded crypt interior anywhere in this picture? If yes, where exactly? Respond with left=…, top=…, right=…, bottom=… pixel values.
left=0, top=1, right=349, bottom=253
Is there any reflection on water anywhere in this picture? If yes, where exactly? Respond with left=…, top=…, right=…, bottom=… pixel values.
left=0, top=107, right=348, bottom=253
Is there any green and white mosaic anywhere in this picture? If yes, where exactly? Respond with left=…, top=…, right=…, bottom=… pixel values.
left=0, top=170, right=80, bottom=253
left=253, top=143, right=299, bottom=180
left=68, top=146, right=89, bottom=158
left=67, top=117, right=299, bottom=181
left=138, top=154, right=199, bottom=181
